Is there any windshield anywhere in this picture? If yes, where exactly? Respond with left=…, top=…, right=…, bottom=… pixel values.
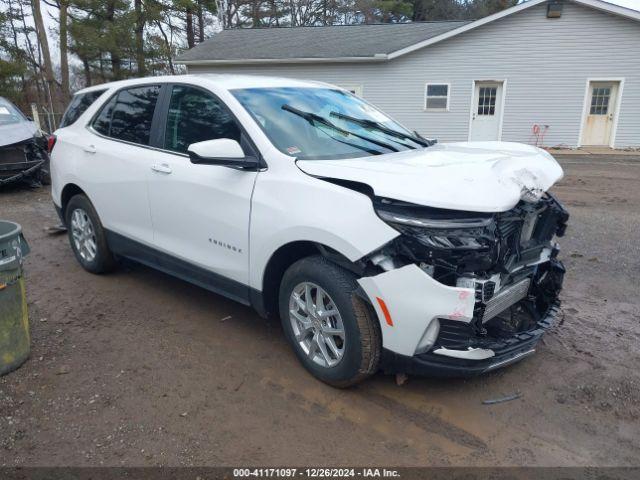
left=232, top=87, right=425, bottom=160
left=0, top=100, right=27, bottom=126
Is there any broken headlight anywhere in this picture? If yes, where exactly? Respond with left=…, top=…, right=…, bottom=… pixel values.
left=377, top=209, right=493, bottom=250
left=374, top=199, right=500, bottom=273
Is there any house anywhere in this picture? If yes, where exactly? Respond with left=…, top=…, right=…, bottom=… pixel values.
left=175, top=0, right=640, bottom=149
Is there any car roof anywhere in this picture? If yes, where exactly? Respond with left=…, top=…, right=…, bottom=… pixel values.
left=73, top=74, right=331, bottom=96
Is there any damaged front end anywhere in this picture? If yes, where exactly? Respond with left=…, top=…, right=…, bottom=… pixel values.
left=0, top=136, right=50, bottom=187
left=0, top=97, right=50, bottom=187
left=360, top=194, right=569, bottom=377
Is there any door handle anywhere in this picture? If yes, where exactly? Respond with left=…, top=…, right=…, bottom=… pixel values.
left=151, top=163, right=172, bottom=174
left=83, top=144, right=96, bottom=154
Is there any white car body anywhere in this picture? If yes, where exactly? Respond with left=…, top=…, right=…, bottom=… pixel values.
left=51, top=74, right=568, bottom=381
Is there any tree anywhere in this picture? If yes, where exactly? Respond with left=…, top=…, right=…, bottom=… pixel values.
left=0, top=10, right=30, bottom=105
left=467, top=0, right=518, bottom=18
left=134, top=0, right=146, bottom=75
left=354, top=0, right=413, bottom=23
left=0, top=0, right=51, bottom=110
left=31, top=0, right=57, bottom=109
left=67, top=0, right=137, bottom=83
left=411, top=0, right=466, bottom=21
left=186, top=5, right=195, bottom=48
left=59, top=0, right=70, bottom=101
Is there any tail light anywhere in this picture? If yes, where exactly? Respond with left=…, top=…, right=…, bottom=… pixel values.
left=47, top=135, right=57, bottom=154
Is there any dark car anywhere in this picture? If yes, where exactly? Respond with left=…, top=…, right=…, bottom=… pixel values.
left=0, top=97, right=50, bottom=187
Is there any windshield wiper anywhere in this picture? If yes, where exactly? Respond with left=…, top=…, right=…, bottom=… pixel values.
left=329, top=111, right=432, bottom=148
left=281, top=104, right=399, bottom=153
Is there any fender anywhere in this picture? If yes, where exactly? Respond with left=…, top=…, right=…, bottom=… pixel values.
left=248, top=163, right=399, bottom=291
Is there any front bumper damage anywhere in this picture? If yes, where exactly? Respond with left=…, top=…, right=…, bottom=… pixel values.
left=0, top=137, right=49, bottom=187
left=399, top=300, right=561, bottom=377
left=357, top=195, right=568, bottom=377
left=365, top=260, right=564, bottom=377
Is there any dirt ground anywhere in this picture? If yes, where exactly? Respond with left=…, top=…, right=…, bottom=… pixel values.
left=0, top=156, right=639, bottom=467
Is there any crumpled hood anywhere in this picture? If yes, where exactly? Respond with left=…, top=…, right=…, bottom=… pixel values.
left=296, top=141, right=564, bottom=212
left=0, top=121, right=40, bottom=148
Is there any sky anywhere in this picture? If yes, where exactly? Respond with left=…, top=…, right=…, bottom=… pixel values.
left=603, top=0, right=640, bottom=9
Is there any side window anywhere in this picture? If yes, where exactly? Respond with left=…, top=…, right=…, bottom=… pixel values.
left=59, top=89, right=106, bottom=128
left=110, top=86, right=160, bottom=145
left=425, top=84, right=450, bottom=111
left=164, top=85, right=241, bottom=154
left=92, top=95, right=117, bottom=136
left=92, top=85, right=160, bottom=145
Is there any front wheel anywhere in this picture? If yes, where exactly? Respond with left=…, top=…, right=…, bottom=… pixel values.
left=279, top=255, right=381, bottom=387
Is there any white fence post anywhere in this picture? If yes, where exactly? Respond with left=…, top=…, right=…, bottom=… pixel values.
left=30, top=103, right=41, bottom=130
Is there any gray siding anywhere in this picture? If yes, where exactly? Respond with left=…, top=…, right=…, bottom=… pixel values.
left=188, top=1, right=640, bottom=147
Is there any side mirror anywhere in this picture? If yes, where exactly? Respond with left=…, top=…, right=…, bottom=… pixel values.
left=187, top=138, right=259, bottom=170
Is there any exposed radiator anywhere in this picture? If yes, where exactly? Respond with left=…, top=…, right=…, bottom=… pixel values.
left=481, top=277, right=531, bottom=323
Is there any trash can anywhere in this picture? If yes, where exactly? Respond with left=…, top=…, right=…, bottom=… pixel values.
left=0, top=220, right=30, bottom=376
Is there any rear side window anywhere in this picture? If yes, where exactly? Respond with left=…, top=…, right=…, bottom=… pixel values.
left=59, top=89, right=106, bottom=128
left=92, top=95, right=117, bottom=137
left=91, top=85, right=160, bottom=145
left=164, top=85, right=241, bottom=154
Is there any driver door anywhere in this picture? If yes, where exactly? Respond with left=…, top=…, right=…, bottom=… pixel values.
left=146, top=84, right=259, bottom=292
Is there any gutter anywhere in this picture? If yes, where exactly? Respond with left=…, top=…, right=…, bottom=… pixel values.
left=175, top=53, right=389, bottom=66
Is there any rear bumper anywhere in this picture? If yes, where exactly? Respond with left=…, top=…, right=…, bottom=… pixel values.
left=380, top=300, right=561, bottom=377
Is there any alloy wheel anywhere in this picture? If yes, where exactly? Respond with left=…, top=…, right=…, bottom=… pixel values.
left=70, top=208, right=97, bottom=262
left=288, top=282, right=346, bottom=368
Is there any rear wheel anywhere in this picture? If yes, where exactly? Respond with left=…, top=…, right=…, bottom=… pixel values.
left=65, top=194, right=115, bottom=274
left=279, top=255, right=381, bottom=387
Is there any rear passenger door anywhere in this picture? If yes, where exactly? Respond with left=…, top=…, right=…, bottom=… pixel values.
left=146, top=84, right=259, bottom=294
left=87, top=84, right=162, bottom=245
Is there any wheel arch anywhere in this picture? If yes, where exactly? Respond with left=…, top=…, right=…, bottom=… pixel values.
left=256, top=241, right=363, bottom=320
left=60, top=183, right=88, bottom=218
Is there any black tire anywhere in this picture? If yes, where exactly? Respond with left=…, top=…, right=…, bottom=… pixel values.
left=65, top=194, right=116, bottom=274
left=279, top=255, right=381, bottom=387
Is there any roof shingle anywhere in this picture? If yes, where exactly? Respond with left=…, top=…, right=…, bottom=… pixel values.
left=175, top=21, right=470, bottom=63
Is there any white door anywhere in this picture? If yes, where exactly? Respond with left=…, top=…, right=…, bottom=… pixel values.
left=582, top=81, right=618, bottom=146
left=85, top=136, right=156, bottom=244
left=147, top=84, right=257, bottom=286
left=469, top=82, right=503, bottom=141
left=83, top=84, right=162, bottom=245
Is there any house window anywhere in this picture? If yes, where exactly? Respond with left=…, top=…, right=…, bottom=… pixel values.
left=477, top=86, right=497, bottom=115
left=425, top=84, right=450, bottom=111
left=590, top=87, right=611, bottom=115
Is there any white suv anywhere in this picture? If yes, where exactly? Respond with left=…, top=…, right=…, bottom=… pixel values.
left=50, top=74, right=569, bottom=386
